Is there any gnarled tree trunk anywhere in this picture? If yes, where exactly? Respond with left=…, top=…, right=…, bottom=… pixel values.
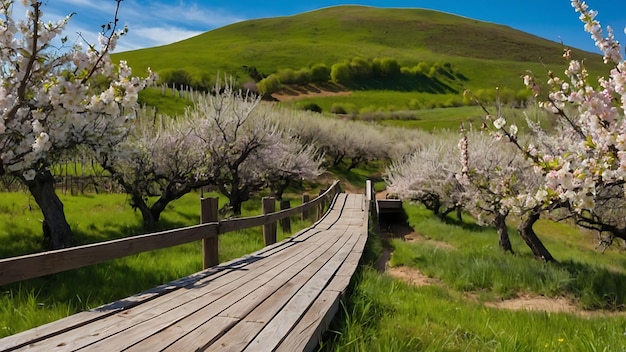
left=518, top=208, right=555, bottom=262
left=27, top=170, right=73, bottom=250
left=494, top=213, right=513, bottom=254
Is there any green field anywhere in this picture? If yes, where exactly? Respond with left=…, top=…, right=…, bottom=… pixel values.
left=115, top=6, right=608, bottom=99
left=322, top=204, right=626, bottom=351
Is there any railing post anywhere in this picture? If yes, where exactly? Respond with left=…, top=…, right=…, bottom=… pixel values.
left=317, top=189, right=325, bottom=220
left=301, top=194, right=310, bottom=221
left=263, top=197, right=276, bottom=246
left=365, top=179, right=373, bottom=212
left=280, top=200, right=291, bottom=233
left=201, top=197, right=219, bottom=269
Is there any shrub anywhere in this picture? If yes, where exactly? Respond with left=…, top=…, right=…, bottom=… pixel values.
left=257, top=75, right=282, bottom=95
left=294, top=68, right=311, bottom=84
left=330, top=103, right=348, bottom=114
left=330, top=62, right=352, bottom=84
left=159, top=69, right=193, bottom=88
left=310, top=63, right=330, bottom=83
left=277, top=68, right=297, bottom=84
left=301, top=103, right=322, bottom=113
left=350, top=57, right=373, bottom=78
left=379, top=58, right=401, bottom=77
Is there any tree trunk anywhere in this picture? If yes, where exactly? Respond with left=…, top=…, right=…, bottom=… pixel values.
left=518, top=208, right=555, bottom=262
left=131, top=193, right=158, bottom=231
left=494, top=213, right=514, bottom=254
left=440, top=206, right=458, bottom=220
left=228, top=187, right=250, bottom=215
left=421, top=193, right=441, bottom=217
left=274, top=179, right=290, bottom=201
left=27, top=170, right=73, bottom=250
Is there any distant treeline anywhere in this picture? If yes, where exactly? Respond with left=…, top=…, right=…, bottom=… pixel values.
left=156, top=57, right=464, bottom=94
left=256, top=57, right=466, bottom=96
left=156, top=57, right=532, bottom=113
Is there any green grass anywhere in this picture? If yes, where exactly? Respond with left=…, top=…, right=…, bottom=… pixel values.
left=322, top=203, right=626, bottom=351
left=282, top=91, right=467, bottom=114
left=113, top=5, right=608, bottom=116
left=377, top=105, right=485, bottom=131
left=323, top=268, right=626, bottom=351
left=0, top=191, right=314, bottom=337
left=137, top=86, right=194, bottom=116
left=115, top=6, right=605, bottom=88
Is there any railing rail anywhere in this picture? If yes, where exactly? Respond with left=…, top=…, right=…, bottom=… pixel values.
left=0, top=181, right=341, bottom=287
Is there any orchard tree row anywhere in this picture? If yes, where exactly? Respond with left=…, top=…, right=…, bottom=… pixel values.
left=387, top=0, right=626, bottom=261
left=0, top=0, right=434, bottom=251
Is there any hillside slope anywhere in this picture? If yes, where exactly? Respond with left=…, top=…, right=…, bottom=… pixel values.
left=113, top=5, right=605, bottom=91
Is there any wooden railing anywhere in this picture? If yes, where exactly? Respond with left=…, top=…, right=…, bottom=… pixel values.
left=0, top=181, right=341, bottom=287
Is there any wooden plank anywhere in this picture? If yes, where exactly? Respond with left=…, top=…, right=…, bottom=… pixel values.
left=123, top=230, right=349, bottom=352
left=325, top=252, right=364, bottom=294
left=0, top=223, right=217, bottom=286
left=155, top=316, right=239, bottom=352
left=73, top=227, right=348, bottom=351
left=275, top=290, right=342, bottom=352
left=242, top=231, right=361, bottom=352
left=0, top=267, right=223, bottom=352
left=203, top=230, right=356, bottom=351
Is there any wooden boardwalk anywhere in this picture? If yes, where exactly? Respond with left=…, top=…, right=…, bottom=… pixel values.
left=0, top=193, right=369, bottom=352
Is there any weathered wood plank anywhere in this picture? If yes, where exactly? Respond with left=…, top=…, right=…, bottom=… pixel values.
left=0, top=224, right=217, bottom=287
left=203, top=231, right=357, bottom=351
left=76, top=224, right=348, bottom=351
left=22, top=228, right=334, bottom=352
left=0, top=264, right=229, bottom=352
left=242, top=231, right=361, bottom=352
left=275, top=290, right=342, bottom=352
left=121, top=231, right=350, bottom=351
left=2, top=224, right=332, bottom=352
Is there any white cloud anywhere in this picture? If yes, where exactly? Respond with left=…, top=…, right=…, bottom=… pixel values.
left=110, top=1, right=244, bottom=33
left=125, top=26, right=204, bottom=49
left=19, top=0, right=249, bottom=51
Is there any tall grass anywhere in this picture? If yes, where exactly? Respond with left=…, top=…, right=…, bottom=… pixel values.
left=321, top=203, right=626, bottom=351
left=324, top=268, right=626, bottom=351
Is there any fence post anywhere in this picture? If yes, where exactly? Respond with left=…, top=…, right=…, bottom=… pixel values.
left=365, top=179, right=373, bottom=211
left=317, top=189, right=325, bottom=220
left=301, top=194, right=310, bottom=221
left=263, top=197, right=276, bottom=246
left=201, top=197, right=219, bottom=269
left=280, top=200, right=291, bottom=233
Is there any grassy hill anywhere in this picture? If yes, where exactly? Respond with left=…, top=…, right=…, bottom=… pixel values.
left=114, top=5, right=606, bottom=94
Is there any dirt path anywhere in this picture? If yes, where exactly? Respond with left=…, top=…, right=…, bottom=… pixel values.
left=271, top=85, right=352, bottom=102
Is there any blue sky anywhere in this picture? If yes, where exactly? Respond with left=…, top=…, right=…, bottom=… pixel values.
left=27, top=0, right=626, bottom=54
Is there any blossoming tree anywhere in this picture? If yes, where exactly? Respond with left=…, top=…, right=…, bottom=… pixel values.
left=457, top=127, right=558, bottom=258
left=96, top=108, right=212, bottom=230
left=385, top=133, right=464, bottom=219
left=192, top=83, right=324, bottom=215
left=260, top=139, right=324, bottom=200
left=0, top=0, right=154, bottom=248
left=490, top=0, right=626, bottom=248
